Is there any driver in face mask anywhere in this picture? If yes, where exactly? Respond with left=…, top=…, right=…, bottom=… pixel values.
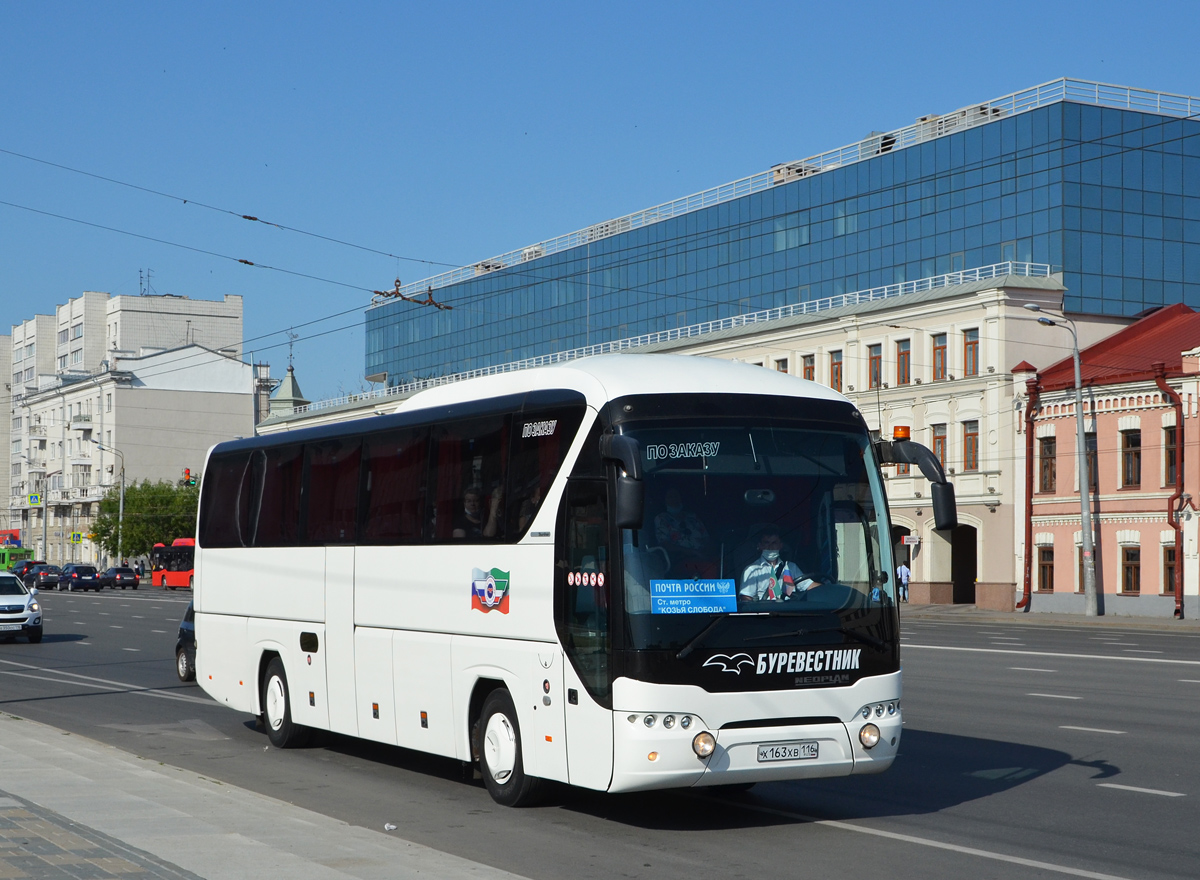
left=739, top=529, right=818, bottom=602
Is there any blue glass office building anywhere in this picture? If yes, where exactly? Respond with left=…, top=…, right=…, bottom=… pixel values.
left=366, top=79, right=1200, bottom=382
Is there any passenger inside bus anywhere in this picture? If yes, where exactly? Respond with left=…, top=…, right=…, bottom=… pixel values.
left=453, top=485, right=503, bottom=540
left=652, top=488, right=714, bottom=578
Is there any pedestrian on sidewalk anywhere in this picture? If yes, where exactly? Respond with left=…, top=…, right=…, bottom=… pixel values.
left=896, top=561, right=910, bottom=603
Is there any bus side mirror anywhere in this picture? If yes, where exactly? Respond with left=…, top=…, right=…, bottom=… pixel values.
left=931, top=481, right=957, bottom=531
left=600, top=434, right=645, bottom=529
left=614, top=475, right=645, bottom=530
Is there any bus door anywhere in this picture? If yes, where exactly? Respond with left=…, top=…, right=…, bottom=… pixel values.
left=557, top=480, right=614, bottom=791
left=325, top=546, right=358, bottom=737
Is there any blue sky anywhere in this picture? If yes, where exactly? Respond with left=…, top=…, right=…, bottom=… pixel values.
left=3, top=1, right=1199, bottom=401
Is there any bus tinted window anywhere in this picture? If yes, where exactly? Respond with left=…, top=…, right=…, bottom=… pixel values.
left=508, top=406, right=586, bottom=535
left=253, top=445, right=304, bottom=546
left=431, top=416, right=509, bottom=542
left=361, top=427, right=428, bottom=544
left=305, top=438, right=362, bottom=544
left=199, top=451, right=252, bottom=548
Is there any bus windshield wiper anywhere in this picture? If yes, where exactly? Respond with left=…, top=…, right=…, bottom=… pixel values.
left=675, top=613, right=761, bottom=660
left=744, top=624, right=886, bottom=651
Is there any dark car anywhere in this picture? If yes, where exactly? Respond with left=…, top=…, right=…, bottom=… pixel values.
left=98, top=566, right=140, bottom=590
left=175, top=601, right=195, bottom=682
left=11, top=560, right=45, bottom=581
left=60, top=564, right=102, bottom=592
left=0, top=572, right=42, bottom=643
left=24, top=564, right=60, bottom=591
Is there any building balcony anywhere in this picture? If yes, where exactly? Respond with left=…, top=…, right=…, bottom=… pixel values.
left=70, top=414, right=93, bottom=432
left=28, top=424, right=46, bottom=436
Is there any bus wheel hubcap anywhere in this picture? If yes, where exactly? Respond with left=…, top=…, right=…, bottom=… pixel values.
left=265, top=676, right=286, bottom=731
left=483, top=713, right=516, bottom=784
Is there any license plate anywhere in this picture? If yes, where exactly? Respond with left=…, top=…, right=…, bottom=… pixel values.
left=0, top=623, right=22, bottom=631
left=757, top=740, right=819, bottom=762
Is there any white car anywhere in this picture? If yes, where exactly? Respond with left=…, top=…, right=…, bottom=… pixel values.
left=0, top=573, right=43, bottom=643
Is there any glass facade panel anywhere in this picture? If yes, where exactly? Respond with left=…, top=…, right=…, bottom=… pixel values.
left=365, top=100, right=1200, bottom=382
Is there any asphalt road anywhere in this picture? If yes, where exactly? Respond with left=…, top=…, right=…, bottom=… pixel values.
left=2, top=590, right=1198, bottom=880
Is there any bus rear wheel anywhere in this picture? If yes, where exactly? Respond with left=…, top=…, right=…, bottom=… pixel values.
left=262, top=658, right=310, bottom=748
left=478, top=689, right=542, bottom=807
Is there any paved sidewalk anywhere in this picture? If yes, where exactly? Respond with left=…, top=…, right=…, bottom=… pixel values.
left=0, top=713, right=525, bottom=880
left=900, top=601, right=1200, bottom=631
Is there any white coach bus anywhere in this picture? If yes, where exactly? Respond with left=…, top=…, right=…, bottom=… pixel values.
left=194, top=354, right=955, bottom=806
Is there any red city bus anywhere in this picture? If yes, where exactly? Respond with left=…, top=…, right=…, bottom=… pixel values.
left=151, top=538, right=195, bottom=589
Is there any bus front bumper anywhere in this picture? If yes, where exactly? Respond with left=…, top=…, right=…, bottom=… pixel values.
left=609, top=713, right=901, bottom=793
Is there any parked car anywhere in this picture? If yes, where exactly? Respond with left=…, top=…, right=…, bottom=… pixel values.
left=11, top=560, right=45, bottom=581
left=24, top=564, right=60, bottom=591
left=98, top=566, right=140, bottom=589
left=0, top=572, right=43, bottom=643
left=60, top=564, right=102, bottom=592
left=175, top=601, right=195, bottom=682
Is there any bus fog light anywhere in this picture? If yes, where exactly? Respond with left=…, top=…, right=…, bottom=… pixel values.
left=663, top=715, right=676, bottom=729
left=680, top=715, right=692, bottom=729
left=628, top=715, right=638, bottom=724
left=861, top=706, right=871, bottom=719
left=644, top=714, right=657, bottom=728
left=859, top=723, right=881, bottom=749
left=692, top=731, right=716, bottom=758
left=875, top=704, right=884, bottom=717
left=887, top=702, right=896, bottom=715
left=647, top=751, right=659, bottom=761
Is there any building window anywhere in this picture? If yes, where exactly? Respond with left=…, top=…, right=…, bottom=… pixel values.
left=1085, top=432, right=1098, bottom=492
left=57, top=355, right=68, bottom=371
left=1121, top=430, right=1141, bottom=488
left=774, top=358, right=788, bottom=373
left=896, top=462, right=910, bottom=475
left=1038, top=548, right=1054, bottom=592
left=71, top=323, right=83, bottom=340
left=932, top=333, right=947, bottom=381
left=830, top=351, right=842, bottom=393
left=950, top=252, right=966, bottom=272
left=105, top=393, right=112, bottom=413
left=1163, top=545, right=1177, bottom=594
left=963, top=421, right=979, bottom=471
left=932, top=424, right=947, bottom=468
left=868, top=344, right=882, bottom=389
left=802, top=355, right=815, bottom=381
left=963, top=329, right=979, bottom=377
left=896, top=340, right=910, bottom=385
left=57, top=328, right=69, bottom=345
left=71, top=349, right=83, bottom=366
left=1039, top=437, right=1057, bottom=492
left=1122, top=547, right=1140, bottom=594
left=1164, top=426, right=1179, bottom=486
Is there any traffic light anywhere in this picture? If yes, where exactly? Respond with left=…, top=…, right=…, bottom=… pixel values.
left=183, top=468, right=196, bottom=487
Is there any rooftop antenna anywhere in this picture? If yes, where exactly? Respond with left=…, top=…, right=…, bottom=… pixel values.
left=139, top=268, right=155, bottom=296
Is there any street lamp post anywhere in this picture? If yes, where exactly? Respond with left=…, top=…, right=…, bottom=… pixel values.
left=90, top=440, right=125, bottom=564
left=1024, top=303, right=1099, bottom=616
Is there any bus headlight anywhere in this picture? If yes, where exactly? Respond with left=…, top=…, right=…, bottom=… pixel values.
left=859, top=723, right=881, bottom=749
left=692, top=731, right=716, bottom=758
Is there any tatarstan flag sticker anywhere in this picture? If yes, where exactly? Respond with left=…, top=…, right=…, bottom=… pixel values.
left=471, top=568, right=511, bottom=614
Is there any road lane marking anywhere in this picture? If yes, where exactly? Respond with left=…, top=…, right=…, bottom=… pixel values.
left=1122, top=649, right=1163, bottom=654
left=151, top=630, right=167, bottom=634
left=1181, top=679, right=1200, bottom=683
left=992, top=642, right=1025, bottom=646
left=0, top=659, right=213, bottom=705
left=1011, top=667, right=1056, bottom=672
left=904, top=644, right=1200, bottom=666
left=1029, top=693, right=1081, bottom=700
left=1097, top=783, right=1185, bottom=797
left=122, top=648, right=140, bottom=652
left=1061, top=726, right=1125, bottom=734
left=694, top=796, right=1136, bottom=880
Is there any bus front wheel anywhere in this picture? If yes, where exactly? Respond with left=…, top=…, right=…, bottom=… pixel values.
left=478, top=689, right=542, bottom=807
left=262, top=658, right=310, bottom=748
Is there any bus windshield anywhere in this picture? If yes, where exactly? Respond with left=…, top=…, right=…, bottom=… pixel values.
left=620, top=420, right=893, bottom=653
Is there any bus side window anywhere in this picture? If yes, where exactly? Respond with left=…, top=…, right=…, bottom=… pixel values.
left=429, top=416, right=509, bottom=543
left=360, top=427, right=428, bottom=544
left=557, top=480, right=610, bottom=700
left=507, top=405, right=586, bottom=537
left=305, top=438, right=362, bottom=544
left=198, top=451, right=251, bottom=548
left=254, top=445, right=304, bottom=547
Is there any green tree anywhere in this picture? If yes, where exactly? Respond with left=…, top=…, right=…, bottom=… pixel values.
left=91, top=479, right=199, bottom=558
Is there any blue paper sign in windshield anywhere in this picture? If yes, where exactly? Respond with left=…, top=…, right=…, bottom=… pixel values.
left=650, top=579, right=737, bottom=614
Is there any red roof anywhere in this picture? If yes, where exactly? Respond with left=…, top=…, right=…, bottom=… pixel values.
left=1037, top=304, right=1200, bottom=392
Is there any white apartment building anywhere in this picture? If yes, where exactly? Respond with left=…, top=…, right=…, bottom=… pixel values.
left=7, top=290, right=250, bottom=564
left=10, top=345, right=256, bottom=566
